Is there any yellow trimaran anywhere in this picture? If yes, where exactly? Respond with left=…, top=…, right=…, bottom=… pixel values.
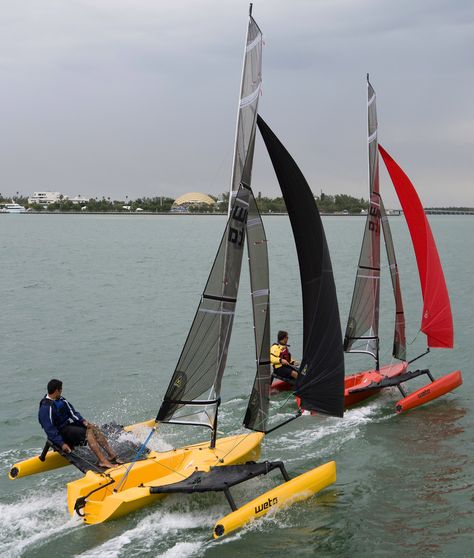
left=9, top=5, right=345, bottom=539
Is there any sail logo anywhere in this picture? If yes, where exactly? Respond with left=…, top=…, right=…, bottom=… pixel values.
left=174, top=377, right=182, bottom=388
left=254, top=496, right=278, bottom=514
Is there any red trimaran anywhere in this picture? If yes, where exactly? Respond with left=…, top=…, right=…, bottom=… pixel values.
left=273, top=76, right=462, bottom=413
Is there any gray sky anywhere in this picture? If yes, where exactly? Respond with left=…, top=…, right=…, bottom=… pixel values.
left=0, top=0, right=472, bottom=207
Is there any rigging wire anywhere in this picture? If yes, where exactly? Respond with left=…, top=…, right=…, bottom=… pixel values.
left=114, top=425, right=157, bottom=493
left=407, top=328, right=422, bottom=345
left=212, top=389, right=299, bottom=466
left=212, top=429, right=256, bottom=465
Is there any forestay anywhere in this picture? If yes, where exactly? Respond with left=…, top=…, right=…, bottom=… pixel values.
left=257, top=115, right=344, bottom=418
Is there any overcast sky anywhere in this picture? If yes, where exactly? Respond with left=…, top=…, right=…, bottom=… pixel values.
left=0, top=0, right=472, bottom=206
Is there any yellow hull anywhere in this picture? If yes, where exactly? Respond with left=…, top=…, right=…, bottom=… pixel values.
left=9, top=451, right=69, bottom=479
left=9, top=418, right=161, bottom=480
left=68, top=432, right=264, bottom=524
left=213, top=461, right=336, bottom=538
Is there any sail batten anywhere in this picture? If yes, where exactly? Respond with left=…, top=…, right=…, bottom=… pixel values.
left=257, top=115, right=344, bottom=418
left=378, top=144, right=454, bottom=349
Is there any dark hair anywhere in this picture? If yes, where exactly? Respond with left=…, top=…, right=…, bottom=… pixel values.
left=47, top=379, right=63, bottom=394
left=277, top=330, right=288, bottom=343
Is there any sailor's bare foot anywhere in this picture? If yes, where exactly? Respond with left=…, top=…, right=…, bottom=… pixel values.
left=110, top=455, right=126, bottom=465
left=98, top=461, right=117, bottom=469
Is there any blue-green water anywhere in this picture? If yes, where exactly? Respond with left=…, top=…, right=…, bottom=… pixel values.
left=0, top=214, right=472, bottom=557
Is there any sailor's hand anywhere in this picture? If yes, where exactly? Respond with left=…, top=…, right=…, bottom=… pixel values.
left=281, top=359, right=290, bottom=366
left=62, top=443, right=72, bottom=453
left=83, top=420, right=90, bottom=427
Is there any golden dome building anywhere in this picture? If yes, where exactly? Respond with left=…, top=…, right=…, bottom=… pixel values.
left=171, top=192, right=216, bottom=212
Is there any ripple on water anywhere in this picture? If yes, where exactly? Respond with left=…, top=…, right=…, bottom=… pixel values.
left=0, top=489, right=80, bottom=558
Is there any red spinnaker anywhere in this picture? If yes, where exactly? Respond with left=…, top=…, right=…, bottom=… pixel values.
left=378, top=144, right=454, bottom=349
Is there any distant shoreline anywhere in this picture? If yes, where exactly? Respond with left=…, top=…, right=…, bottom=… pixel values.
left=1, top=210, right=472, bottom=216
left=1, top=211, right=376, bottom=217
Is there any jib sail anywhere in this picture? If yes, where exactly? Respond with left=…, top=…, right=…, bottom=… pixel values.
left=243, top=187, right=271, bottom=432
left=380, top=199, right=406, bottom=360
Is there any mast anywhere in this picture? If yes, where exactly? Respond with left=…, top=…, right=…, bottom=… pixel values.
left=345, top=77, right=407, bottom=365
left=228, top=5, right=263, bottom=215
left=156, top=7, right=264, bottom=443
left=344, top=75, right=382, bottom=369
left=155, top=8, right=263, bottom=443
left=257, top=115, right=345, bottom=418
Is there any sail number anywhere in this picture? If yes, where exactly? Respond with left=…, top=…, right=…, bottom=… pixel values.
left=228, top=207, right=248, bottom=247
left=368, top=205, right=380, bottom=233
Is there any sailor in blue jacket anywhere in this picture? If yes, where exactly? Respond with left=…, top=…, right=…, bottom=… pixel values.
left=38, top=379, right=122, bottom=468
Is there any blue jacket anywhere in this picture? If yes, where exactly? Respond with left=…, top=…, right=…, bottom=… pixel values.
left=38, top=395, right=85, bottom=447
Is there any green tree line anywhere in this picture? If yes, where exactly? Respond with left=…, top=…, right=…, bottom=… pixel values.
left=1, top=192, right=371, bottom=213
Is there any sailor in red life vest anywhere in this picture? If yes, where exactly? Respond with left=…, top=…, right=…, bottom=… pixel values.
left=270, top=330, right=299, bottom=383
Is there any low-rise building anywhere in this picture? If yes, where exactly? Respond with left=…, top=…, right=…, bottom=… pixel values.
left=28, top=191, right=64, bottom=205
left=69, top=195, right=89, bottom=205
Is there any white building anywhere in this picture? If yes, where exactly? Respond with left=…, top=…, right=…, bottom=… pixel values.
left=69, top=195, right=89, bottom=205
left=28, top=191, right=64, bottom=205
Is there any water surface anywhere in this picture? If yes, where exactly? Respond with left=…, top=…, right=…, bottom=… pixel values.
left=0, top=214, right=472, bottom=557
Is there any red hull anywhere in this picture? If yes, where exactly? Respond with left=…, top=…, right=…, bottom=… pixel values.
left=271, top=361, right=408, bottom=409
left=395, top=370, right=462, bottom=413
left=344, top=361, right=408, bottom=408
left=270, top=379, right=294, bottom=395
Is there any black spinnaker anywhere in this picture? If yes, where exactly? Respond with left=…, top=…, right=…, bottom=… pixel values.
left=257, top=115, right=344, bottom=417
